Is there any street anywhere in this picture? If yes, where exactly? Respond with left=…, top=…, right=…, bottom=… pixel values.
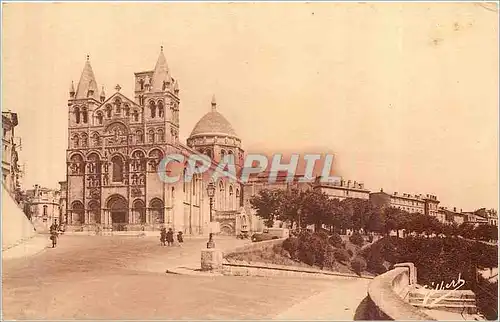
left=3, top=235, right=341, bottom=320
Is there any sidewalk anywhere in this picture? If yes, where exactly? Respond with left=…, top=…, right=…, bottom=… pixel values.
left=2, top=235, right=49, bottom=261
left=272, top=277, right=371, bottom=320
left=134, top=236, right=251, bottom=274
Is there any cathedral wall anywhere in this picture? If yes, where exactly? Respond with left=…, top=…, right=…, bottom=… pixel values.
left=102, top=186, right=128, bottom=203
left=68, top=176, right=84, bottom=204
left=146, top=172, right=163, bottom=202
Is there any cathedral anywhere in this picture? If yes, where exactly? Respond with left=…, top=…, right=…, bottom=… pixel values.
left=65, top=47, right=262, bottom=235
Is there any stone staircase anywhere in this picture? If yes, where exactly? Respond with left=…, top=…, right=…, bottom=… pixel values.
left=408, top=288, right=477, bottom=314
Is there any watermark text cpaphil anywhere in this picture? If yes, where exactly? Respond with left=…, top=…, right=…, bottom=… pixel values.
left=157, top=153, right=341, bottom=184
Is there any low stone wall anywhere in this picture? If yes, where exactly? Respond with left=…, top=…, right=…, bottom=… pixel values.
left=222, top=260, right=374, bottom=280
left=223, top=238, right=285, bottom=257
left=365, top=263, right=435, bottom=320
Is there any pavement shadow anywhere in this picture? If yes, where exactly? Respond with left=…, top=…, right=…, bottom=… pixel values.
left=353, top=296, right=371, bottom=320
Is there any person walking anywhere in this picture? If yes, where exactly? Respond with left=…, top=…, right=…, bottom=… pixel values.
left=166, top=228, right=174, bottom=246
left=160, top=227, right=167, bottom=246
left=177, top=231, right=184, bottom=247
left=49, top=221, right=59, bottom=248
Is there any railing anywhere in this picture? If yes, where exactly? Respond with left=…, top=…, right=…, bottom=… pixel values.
left=365, top=263, right=435, bottom=320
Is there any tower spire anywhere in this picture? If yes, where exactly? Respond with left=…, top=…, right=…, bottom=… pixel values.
left=69, top=81, right=75, bottom=97
left=211, top=94, right=217, bottom=112
left=100, top=86, right=106, bottom=102
left=151, top=47, right=169, bottom=92
left=75, top=55, right=99, bottom=100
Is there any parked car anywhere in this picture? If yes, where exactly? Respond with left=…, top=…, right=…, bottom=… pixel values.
left=251, top=228, right=289, bottom=242
left=251, top=232, right=278, bottom=242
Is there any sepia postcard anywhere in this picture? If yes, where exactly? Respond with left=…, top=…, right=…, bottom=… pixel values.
left=1, top=2, right=498, bottom=321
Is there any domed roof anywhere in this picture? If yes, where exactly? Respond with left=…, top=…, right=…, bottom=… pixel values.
left=189, top=96, right=238, bottom=138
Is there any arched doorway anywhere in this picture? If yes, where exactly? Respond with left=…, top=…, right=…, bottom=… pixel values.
left=88, top=200, right=100, bottom=224
left=220, top=224, right=234, bottom=236
left=149, top=198, right=164, bottom=224
left=71, top=201, right=85, bottom=224
left=107, top=195, right=128, bottom=225
left=132, top=199, right=146, bottom=224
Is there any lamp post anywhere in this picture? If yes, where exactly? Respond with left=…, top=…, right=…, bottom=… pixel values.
left=207, top=182, right=215, bottom=222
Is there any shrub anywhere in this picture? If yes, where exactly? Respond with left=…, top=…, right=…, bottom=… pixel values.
left=347, top=249, right=354, bottom=257
left=299, top=247, right=316, bottom=266
left=349, top=231, right=364, bottom=247
left=282, top=237, right=299, bottom=260
left=351, top=256, right=367, bottom=276
left=322, top=246, right=336, bottom=270
left=364, top=246, right=387, bottom=274
left=315, top=230, right=330, bottom=241
left=329, top=233, right=343, bottom=248
left=334, top=248, right=351, bottom=264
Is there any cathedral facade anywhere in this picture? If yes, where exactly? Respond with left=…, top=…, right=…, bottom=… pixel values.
left=65, top=48, right=259, bottom=235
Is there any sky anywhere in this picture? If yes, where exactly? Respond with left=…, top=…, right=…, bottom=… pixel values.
left=2, top=2, right=498, bottom=211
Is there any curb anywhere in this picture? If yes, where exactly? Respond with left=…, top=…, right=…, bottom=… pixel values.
left=2, top=236, right=49, bottom=260
left=166, top=266, right=223, bottom=277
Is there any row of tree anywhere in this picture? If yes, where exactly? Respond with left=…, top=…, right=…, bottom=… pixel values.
left=250, top=188, right=498, bottom=241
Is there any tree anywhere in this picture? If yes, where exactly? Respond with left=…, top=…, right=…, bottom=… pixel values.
left=249, top=188, right=284, bottom=227
left=302, top=190, right=331, bottom=231
left=366, top=206, right=384, bottom=234
left=473, top=224, right=498, bottom=242
left=278, top=188, right=305, bottom=229
left=383, top=207, right=402, bottom=236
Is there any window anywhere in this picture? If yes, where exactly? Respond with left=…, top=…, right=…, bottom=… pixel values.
left=218, top=181, right=224, bottom=210
left=133, top=110, right=139, bottom=122
left=229, top=186, right=234, bottom=209
left=75, top=106, right=81, bottom=124
left=157, top=129, right=164, bottom=142
left=106, top=105, right=112, bottom=118
left=124, top=105, right=130, bottom=116
left=158, top=101, right=164, bottom=118
left=82, top=107, right=88, bottom=123
left=148, top=130, right=155, bottom=143
left=96, top=112, right=103, bottom=125
left=115, top=99, right=121, bottom=113
left=150, top=101, right=156, bottom=118
left=43, top=205, right=48, bottom=216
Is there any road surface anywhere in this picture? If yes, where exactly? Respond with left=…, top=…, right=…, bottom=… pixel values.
left=3, top=235, right=364, bottom=320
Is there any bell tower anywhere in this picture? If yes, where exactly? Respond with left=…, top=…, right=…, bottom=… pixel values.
left=67, top=55, right=101, bottom=148
left=134, top=46, right=180, bottom=145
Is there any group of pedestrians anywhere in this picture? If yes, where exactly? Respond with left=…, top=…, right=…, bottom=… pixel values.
left=160, top=227, right=183, bottom=247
